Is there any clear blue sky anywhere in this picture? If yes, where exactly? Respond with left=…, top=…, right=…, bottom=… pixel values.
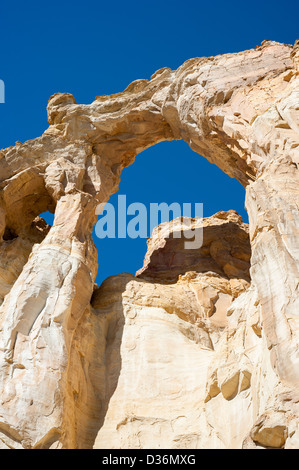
left=1, top=1, right=298, bottom=284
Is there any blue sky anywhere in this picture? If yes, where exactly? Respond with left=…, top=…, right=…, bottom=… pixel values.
left=1, top=1, right=298, bottom=284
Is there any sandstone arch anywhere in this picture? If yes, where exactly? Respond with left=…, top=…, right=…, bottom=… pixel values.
left=0, top=39, right=298, bottom=448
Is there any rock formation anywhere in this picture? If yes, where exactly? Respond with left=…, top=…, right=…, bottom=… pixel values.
left=0, top=39, right=298, bottom=449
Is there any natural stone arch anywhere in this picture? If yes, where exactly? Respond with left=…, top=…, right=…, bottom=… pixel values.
left=0, top=39, right=298, bottom=448
left=93, top=137, right=248, bottom=286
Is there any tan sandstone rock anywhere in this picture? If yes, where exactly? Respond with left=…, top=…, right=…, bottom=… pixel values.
left=0, top=39, right=298, bottom=448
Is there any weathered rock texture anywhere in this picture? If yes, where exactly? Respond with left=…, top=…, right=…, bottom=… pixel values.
left=0, top=39, right=298, bottom=448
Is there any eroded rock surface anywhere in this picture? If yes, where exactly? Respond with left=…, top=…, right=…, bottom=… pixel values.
left=0, top=39, right=298, bottom=448
left=92, top=212, right=251, bottom=449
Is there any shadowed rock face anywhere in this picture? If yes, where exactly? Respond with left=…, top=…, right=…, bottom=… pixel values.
left=136, top=210, right=251, bottom=285
left=0, top=40, right=298, bottom=448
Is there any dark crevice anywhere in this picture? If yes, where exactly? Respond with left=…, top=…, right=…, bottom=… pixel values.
left=3, top=226, right=18, bottom=241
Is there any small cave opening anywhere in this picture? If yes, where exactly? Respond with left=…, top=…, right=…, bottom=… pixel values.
left=2, top=226, right=18, bottom=241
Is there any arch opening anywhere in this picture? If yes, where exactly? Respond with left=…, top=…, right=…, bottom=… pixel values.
left=39, top=211, right=54, bottom=227
left=93, top=140, right=248, bottom=286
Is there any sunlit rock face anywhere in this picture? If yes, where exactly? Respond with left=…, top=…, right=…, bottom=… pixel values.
left=0, top=39, right=298, bottom=448
left=92, top=211, right=252, bottom=449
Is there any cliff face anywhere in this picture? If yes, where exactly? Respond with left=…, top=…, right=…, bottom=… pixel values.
left=92, top=211, right=252, bottom=449
left=0, top=40, right=298, bottom=449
